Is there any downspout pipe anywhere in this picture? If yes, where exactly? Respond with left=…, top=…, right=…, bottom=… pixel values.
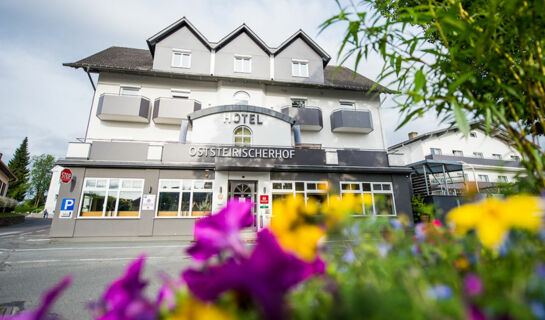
left=179, top=120, right=189, bottom=144
left=293, top=125, right=302, bottom=145
left=85, top=67, right=96, bottom=92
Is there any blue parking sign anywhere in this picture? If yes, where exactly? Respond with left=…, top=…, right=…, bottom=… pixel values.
left=60, top=198, right=75, bottom=218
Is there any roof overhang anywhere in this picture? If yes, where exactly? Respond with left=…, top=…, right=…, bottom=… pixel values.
left=275, top=29, right=331, bottom=67
left=146, top=17, right=212, bottom=56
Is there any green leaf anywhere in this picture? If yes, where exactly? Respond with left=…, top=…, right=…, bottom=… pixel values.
left=453, top=101, right=470, bottom=135
left=414, top=69, right=425, bottom=92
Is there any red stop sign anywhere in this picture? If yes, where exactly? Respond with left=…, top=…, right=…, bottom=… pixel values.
left=60, top=169, right=73, bottom=183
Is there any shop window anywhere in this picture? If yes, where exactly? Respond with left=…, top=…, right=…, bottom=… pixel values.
left=79, top=178, right=143, bottom=217
left=233, top=91, right=250, bottom=105
left=156, top=179, right=213, bottom=217
left=340, top=181, right=396, bottom=216
left=233, top=126, right=252, bottom=146
left=271, top=181, right=328, bottom=214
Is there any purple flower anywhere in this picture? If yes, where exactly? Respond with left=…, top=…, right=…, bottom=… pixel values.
left=464, top=274, right=483, bottom=297
left=343, top=245, right=356, bottom=263
left=156, top=272, right=182, bottom=311
left=468, top=304, right=488, bottom=320
left=414, top=223, right=426, bottom=242
left=4, top=276, right=71, bottom=320
left=186, top=199, right=253, bottom=262
left=183, top=229, right=324, bottom=320
left=90, top=255, right=157, bottom=320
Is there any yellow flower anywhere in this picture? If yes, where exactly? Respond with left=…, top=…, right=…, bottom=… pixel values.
left=447, top=195, right=543, bottom=249
left=166, top=296, right=234, bottom=320
left=323, top=193, right=361, bottom=227
left=270, top=194, right=324, bottom=261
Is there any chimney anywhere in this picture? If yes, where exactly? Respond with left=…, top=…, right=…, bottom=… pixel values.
left=408, top=132, right=418, bottom=139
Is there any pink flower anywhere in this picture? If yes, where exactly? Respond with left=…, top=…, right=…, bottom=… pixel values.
left=183, top=229, right=324, bottom=320
left=464, top=274, right=484, bottom=297
left=89, top=255, right=157, bottom=320
left=3, top=277, right=71, bottom=320
left=186, top=199, right=253, bottom=262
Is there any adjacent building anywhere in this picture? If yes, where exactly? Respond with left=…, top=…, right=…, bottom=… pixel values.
left=388, top=125, right=523, bottom=199
left=0, top=153, right=16, bottom=197
left=49, top=18, right=413, bottom=238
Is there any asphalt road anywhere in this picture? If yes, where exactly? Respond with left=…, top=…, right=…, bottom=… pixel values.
left=0, top=217, right=193, bottom=319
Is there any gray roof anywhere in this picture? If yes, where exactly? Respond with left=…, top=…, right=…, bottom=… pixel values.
left=64, top=46, right=391, bottom=93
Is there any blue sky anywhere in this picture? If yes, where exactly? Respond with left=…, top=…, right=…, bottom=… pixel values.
left=0, top=0, right=443, bottom=162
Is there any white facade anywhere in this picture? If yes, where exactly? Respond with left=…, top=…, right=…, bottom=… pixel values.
left=389, top=128, right=524, bottom=184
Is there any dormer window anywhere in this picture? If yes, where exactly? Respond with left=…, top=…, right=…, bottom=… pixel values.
left=234, top=55, right=252, bottom=73
left=172, top=49, right=191, bottom=68
left=292, top=60, right=309, bottom=77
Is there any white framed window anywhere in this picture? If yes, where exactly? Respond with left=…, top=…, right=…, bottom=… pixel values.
left=339, top=100, right=355, bottom=109
left=171, top=88, right=190, bottom=99
left=452, top=150, right=463, bottom=156
left=271, top=181, right=328, bottom=214
left=511, top=155, right=520, bottom=161
left=233, top=126, right=252, bottom=146
left=234, top=55, right=252, bottom=73
left=430, top=148, right=442, bottom=155
left=79, top=178, right=144, bottom=218
left=171, top=49, right=191, bottom=68
left=473, top=152, right=484, bottom=158
left=478, top=175, right=489, bottom=182
left=497, top=176, right=508, bottom=183
left=233, top=91, right=250, bottom=105
left=291, top=60, right=309, bottom=77
left=492, top=154, right=502, bottom=160
left=340, top=182, right=396, bottom=216
left=119, top=86, right=140, bottom=96
left=156, top=179, right=213, bottom=218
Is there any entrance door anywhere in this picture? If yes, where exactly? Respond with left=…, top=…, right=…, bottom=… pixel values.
left=228, top=180, right=257, bottom=230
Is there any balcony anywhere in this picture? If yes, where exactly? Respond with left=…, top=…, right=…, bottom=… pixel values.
left=330, top=109, right=373, bottom=133
left=97, top=94, right=151, bottom=123
left=153, top=98, right=202, bottom=125
left=281, top=106, right=323, bottom=131
left=425, top=154, right=521, bottom=168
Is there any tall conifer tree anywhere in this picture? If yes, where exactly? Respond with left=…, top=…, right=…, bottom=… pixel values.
left=8, top=137, right=30, bottom=201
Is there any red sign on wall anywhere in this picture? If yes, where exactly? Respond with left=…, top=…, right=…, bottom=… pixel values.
left=60, top=169, right=73, bottom=183
left=259, top=195, right=269, bottom=204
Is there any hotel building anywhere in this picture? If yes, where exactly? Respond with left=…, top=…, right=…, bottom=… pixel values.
left=49, top=18, right=413, bottom=238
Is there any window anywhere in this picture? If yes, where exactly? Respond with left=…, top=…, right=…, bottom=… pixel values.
left=0, top=181, right=5, bottom=196
left=234, top=126, right=252, bottom=146
left=119, top=86, right=140, bottom=96
left=478, top=175, right=489, bottom=182
left=234, top=55, right=252, bottom=73
left=511, top=155, right=521, bottom=161
left=79, top=178, right=143, bottom=217
left=291, top=60, right=309, bottom=77
left=340, top=182, right=396, bottom=216
left=470, top=131, right=477, bottom=138
left=171, top=89, right=190, bottom=99
left=452, top=150, right=463, bottom=156
left=271, top=181, right=328, bottom=213
left=291, top=98, right=306, bottom=108
left=233, top=91, right=250, bottom=105
left=497, top=176, right=508, bottom=183
left=171, top=50, right=191, bottom=68
left=339, top=101, right=355, bottom=109
left=157, top=180, right=213, bottom=217
left=473, top=152, right=484, bottom=158
left=430, top=148, right=442, bottom=155
left=492, top=154, right=502, bottom=160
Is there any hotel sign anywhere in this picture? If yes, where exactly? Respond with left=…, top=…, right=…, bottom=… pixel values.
left=223, top=113, right=264, bottom=125
left=189, top=145, right=295, bottom=159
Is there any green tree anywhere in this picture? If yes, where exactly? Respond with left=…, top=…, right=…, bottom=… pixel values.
left=321, top=0, right=545, bottom=189
left=7, top=137, right=30, bottom=201
left=29, top=154, right=55, bottom=207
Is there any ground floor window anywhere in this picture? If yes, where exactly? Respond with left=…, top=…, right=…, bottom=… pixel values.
left=79, top=178, right=144, bottom=217
left=271, top=181, right=328, bottom=213
left=340, top=182, right=396, bottom=216
left=156, top=179, right=213, bottom=217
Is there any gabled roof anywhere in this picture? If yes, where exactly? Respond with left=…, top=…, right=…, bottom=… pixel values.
left=64, top=46, right=391, bottom=93
left=387, top=122, right=511, bottom=151
left=146, top=17, right=211, bottom=56
left=213, top=24, right=272, bottom=54
left=0, top=156, right=16, bottom=181
left=275, top=29, right=331, bottom=66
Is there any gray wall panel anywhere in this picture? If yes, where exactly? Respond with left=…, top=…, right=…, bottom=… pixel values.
left=274, top=38, right=324, bottom=83
left=153, top=219, right=195, bottom=236
left=152, top=26, right=211, bottom=74
left=49, top=167, right=86, bottom=237
left=214, top=32, right=270, bottom=80
left=89, top=141, right=148, bottom=161
left=337, top=150, right=389, bottom=167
